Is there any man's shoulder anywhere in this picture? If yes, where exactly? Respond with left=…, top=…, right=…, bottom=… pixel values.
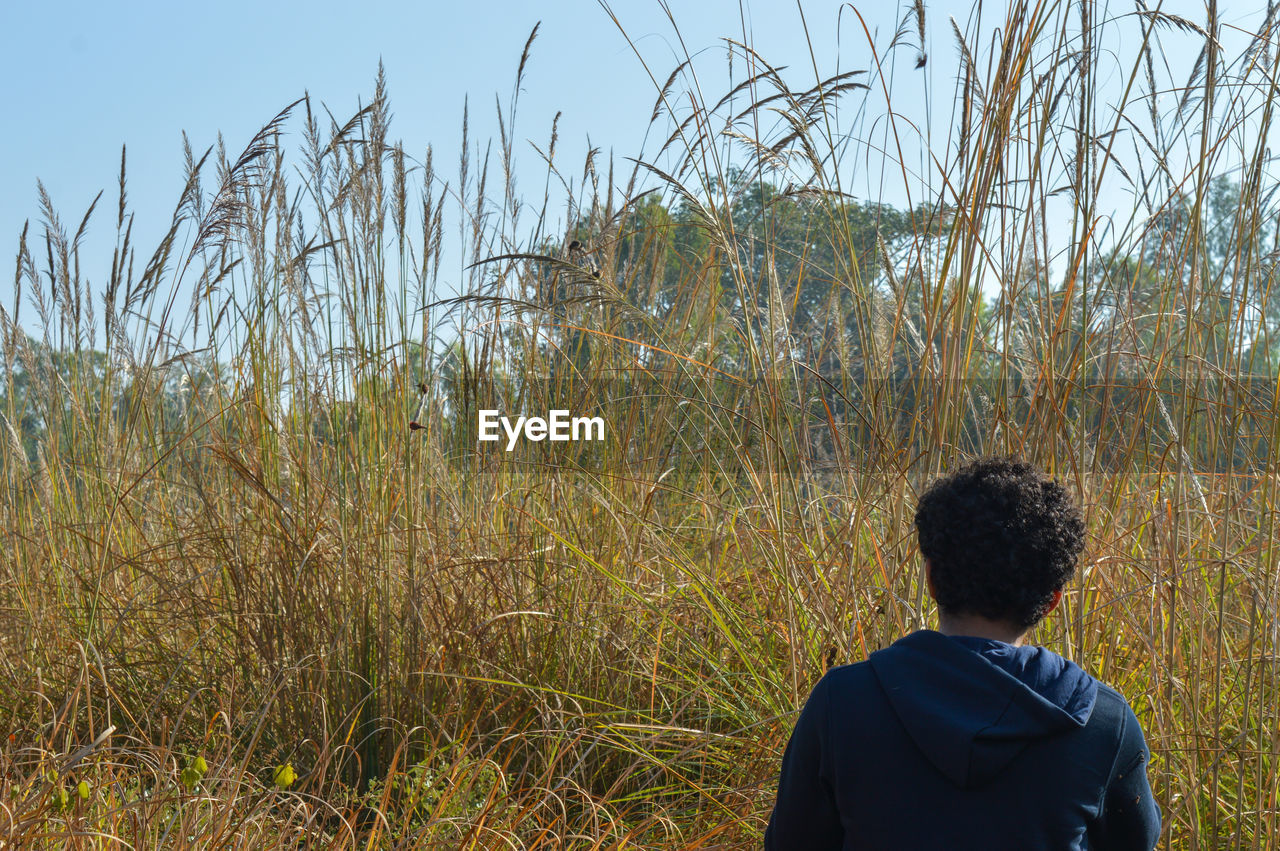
left=1093, top=681, right=1141, bottom=715
left=1086, top=679, right=1148, bottom=739
left=817, top=638, right=934, bottom=691
left=823, top=658, right=875, bottom=677
left=1094, top=680, right=1130, bottom=704
left=815, top=657, right=880, bottom=696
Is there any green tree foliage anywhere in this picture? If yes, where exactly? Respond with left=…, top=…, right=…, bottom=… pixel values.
left=614, top=173, right=920, bottom=375
left=0, top=335, right=110, bottom=462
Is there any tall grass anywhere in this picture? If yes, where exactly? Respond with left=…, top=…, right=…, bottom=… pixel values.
left=2, top=1, right=1279, bottom=847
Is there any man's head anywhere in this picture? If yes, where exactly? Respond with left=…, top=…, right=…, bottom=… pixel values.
left=914, top=456, right=1086, bottom=630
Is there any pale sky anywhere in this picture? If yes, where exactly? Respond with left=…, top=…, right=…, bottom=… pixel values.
left=0, top=0, right=1263, bottom=343
left=1, top=1, right=892, bottom=315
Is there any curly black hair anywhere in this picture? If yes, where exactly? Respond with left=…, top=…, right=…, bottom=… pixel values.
left=914, top=456, right=1086, bottom=629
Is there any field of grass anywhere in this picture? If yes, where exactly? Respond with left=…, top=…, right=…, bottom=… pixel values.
left=3, top=1, right=1280, bottom=847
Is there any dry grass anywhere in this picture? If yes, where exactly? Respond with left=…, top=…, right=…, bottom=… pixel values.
left=2, top=2, right=1279, bottom=847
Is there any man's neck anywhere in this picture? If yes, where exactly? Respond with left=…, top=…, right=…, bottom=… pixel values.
left=935, top=613, right=1028, bottom=646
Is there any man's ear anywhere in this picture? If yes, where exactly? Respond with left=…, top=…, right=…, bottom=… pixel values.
left=1044, top=588, right=1063, bottom=614
left=924, top=559, right=936, bottom=599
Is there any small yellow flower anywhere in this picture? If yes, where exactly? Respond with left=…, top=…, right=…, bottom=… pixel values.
left=273, top=763, right=296, bottom=789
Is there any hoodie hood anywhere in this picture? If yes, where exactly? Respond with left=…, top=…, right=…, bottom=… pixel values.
left=868, top=630, right=1098, bottom=788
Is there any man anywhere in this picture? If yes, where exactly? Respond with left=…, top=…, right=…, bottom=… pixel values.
left=765, top=456, right=1160, bottom=849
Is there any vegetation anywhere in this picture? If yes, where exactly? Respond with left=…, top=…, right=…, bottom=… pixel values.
left=2, top=1, right=1279, bottom=847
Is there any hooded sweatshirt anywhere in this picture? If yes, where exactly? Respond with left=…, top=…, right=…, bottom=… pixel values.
left=764, top=630, right=1160, bottom=850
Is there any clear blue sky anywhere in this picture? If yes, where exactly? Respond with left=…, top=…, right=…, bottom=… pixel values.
left=0, top=0, right=1257, bottom=338
left=1, top=0, right=907, bottom=318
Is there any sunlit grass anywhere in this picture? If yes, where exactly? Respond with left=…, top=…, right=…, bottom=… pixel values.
left=2, top=2, right=1279, bottom=847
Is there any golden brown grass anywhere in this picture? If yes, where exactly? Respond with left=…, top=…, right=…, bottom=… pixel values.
left=2, top=1, right=1279, bottom=847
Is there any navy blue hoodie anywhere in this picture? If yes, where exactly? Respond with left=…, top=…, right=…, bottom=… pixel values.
left=765, top=630, right=1160, bottom=849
